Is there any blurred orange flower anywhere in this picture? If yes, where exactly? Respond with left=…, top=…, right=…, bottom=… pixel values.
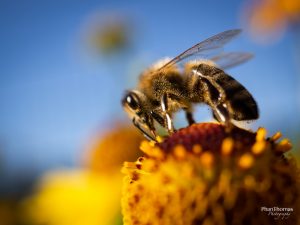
left=243, top=0, right=300, bottom=41
left=84, top=123, right=144, bottom=174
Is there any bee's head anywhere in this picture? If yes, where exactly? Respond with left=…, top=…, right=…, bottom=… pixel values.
left=122, top=90, right=159, bottom=141
left=122, top=90, right=144, bottom=117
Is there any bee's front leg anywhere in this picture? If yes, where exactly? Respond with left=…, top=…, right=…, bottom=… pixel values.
left=132, top=117, right=157, bottom=142
left=160, top=93, right=175, bottom=134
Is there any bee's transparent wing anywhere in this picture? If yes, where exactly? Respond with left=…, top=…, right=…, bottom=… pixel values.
left=210, top=52, right=253, bottom=70
left=158, top=29, right=242, bottom=71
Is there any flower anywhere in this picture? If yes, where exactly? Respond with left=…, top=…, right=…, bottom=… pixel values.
left=21, top=123, right=143, bottom=225
left=122, top=123, right=300, bottom=225
left=84, top=123, right=144, bottom=175
left=243, top=0, right=300, bottom=41
left=21, top=169, right=122, bottom=225
left=88, top=16, right=132, bottom=56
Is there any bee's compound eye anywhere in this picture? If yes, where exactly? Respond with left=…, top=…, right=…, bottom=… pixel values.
left=126, top=94, right=139, bottom=110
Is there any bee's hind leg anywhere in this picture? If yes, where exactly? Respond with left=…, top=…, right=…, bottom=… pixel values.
left=212, top=103, right=233, bottom=132
left=160, top=93, right=175, bottom=134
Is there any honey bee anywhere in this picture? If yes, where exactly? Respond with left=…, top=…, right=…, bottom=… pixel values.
left=122, top=29, right=259, bottom=141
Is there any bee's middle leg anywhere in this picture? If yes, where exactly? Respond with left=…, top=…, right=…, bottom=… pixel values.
left=185, top=109, right=195, bottom=125
left=160, top=93, right=175, bottom=134
left=212, top=102, right=233, bottom=132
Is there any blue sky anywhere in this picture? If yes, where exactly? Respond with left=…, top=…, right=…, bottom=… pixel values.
left=0, top=0, right=299, bottom=189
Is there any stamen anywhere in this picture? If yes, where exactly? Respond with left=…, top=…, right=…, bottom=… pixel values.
left=270, top=132, right=282, bottom=142
left=275, top=138, right=292, bottom=153
left=238, top=153, right=254, bottom=169
left=221, top=138, right=234, bottom=155
left=252, top=141, right=267, bottom=155
left=256, top=127, right=267, bottom=141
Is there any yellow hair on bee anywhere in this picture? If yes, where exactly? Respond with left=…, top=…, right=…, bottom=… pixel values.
left=184, top=59, right=217, bottom=72
left=151, top=57, right=173, bottom=70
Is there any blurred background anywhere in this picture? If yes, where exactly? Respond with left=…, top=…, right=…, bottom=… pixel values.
left=0, top=0, right=299, bottom=224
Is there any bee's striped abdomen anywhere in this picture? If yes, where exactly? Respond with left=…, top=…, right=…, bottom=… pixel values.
left=214, top=73, right=259, bottom=120
left=190, top=63, right=259, bottom=121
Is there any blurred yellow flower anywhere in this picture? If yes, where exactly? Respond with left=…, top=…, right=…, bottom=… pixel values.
left=244, top=0, right=300, bottom=41
left=21, top=169, right=122, bottom=225
left=122, top=123, right=300, bottom=225
left=21, top=123, right=144, bottom=225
